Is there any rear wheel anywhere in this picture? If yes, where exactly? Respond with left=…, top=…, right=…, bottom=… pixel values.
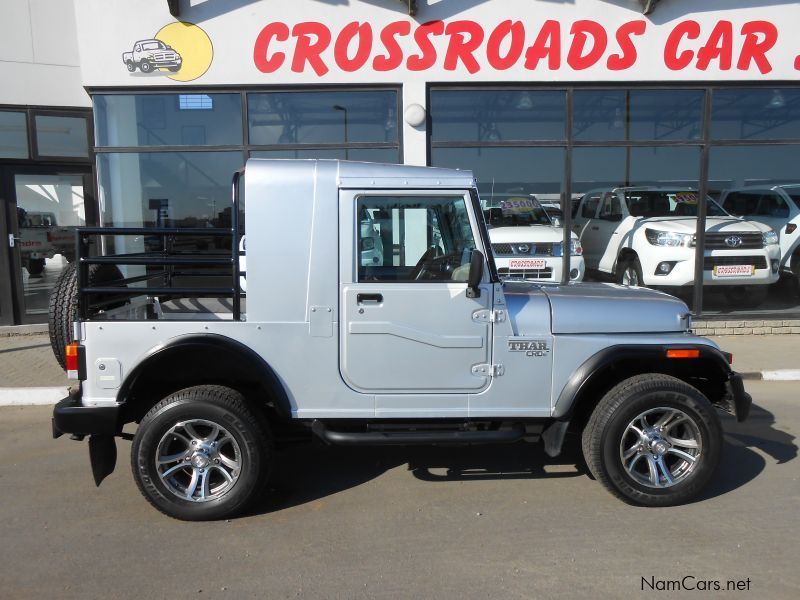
left=126, top=60, right=136, bottom=72
left=582, top=374, right=722, bottom=506
left=131, top=385, right=272, bottom=521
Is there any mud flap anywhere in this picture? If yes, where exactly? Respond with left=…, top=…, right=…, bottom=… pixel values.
left=542, top=420, right=569, bottom=458
left=89, top=435, right=117, bottom=486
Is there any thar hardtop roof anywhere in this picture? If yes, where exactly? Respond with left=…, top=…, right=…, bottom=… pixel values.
left=246, top=158, right=476, bottom=189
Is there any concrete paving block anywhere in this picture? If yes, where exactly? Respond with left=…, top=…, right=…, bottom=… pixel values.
left=743, top=321, right=764, bottom=328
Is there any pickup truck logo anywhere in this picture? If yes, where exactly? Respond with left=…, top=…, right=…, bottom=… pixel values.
left=123, top=22, right=212, bottom=82
left=508, top=340, right=550, bottom=357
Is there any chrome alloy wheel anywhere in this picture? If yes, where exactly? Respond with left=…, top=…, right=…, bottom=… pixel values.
left=619, top=407, right=702, bottom=488
left=155, top=419, right=242, bottom=502
left=622, top=266, right=640, bottom=286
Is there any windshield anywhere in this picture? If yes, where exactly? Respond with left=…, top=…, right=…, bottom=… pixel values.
left=623, top=190, right=728, bottom=218
left=482, top=196, right=553, bottom=227
left=142, top=41, right=166, bottom=51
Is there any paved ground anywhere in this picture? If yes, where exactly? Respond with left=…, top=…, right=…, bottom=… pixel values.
left=0, top=380, right=797, bottom=599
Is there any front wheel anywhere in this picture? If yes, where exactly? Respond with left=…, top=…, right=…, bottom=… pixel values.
left=615, top=256, right=643, bottom=286
left=139, top=60, right=153, bottom=73
left=131, top=385, right=272, bottom=520
left=582, top=374, right=722, bottom=506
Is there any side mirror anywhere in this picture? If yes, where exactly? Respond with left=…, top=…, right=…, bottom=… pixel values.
left=466, top=249, right=484, bottom=298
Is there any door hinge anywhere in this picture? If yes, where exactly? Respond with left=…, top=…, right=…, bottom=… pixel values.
left=472, top=309, right=506, bottom=323
left=471, top=363, right=505, bottom=377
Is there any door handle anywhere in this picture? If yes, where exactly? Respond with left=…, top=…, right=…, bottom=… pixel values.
left=591, top=226, right=599, bottom=231
left=357, top=293, right=383, bottom=304
left=8, top=234, right=20, bottom=248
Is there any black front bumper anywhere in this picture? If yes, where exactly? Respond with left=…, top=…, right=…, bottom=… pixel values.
left=724, top=372, right=752, bottom=422
left=52, top=387, right=121, bottom=438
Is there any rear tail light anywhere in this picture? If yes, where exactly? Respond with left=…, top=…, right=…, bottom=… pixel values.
left=65, top=342, right=85, bottom=380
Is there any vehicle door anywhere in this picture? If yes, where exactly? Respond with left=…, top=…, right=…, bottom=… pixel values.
left=573, top=192, right=603, bottom=268
left=594, top=192, right=630, bottom=273
left=340, top=190, right=493, bottom=410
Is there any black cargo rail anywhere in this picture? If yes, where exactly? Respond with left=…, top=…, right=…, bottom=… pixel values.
left=76, top=170, right=244, bottom=321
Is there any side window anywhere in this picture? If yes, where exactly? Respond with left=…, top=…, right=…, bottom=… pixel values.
left=600, top=194, right=622, bottom=219
left=581, top=195, right=600, bottom=219
left=134, top=44, right=141, bottom=52
left=356, top=195, right=477, bottom=283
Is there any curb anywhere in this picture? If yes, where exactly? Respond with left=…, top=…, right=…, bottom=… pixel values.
left=0, top=387, right=68, bottom=406
left=0, top=324, right=48, bottom=337
left=740, top=370, right=800, bottom=381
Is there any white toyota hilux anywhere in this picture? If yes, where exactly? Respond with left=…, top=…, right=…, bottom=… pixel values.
left=720, top=184, right=800, bottom=288
left=485, top=196, right=585, bottom=283
left=572, top=187, right=780, bottom=306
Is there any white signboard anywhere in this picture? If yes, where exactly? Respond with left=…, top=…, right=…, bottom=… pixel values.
left=74, top=0, right=800, bottom=87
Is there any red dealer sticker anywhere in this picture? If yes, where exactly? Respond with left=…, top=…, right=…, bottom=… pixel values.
left=510, top=259, right=547, bottom=269
left=713, top=265, right=755, bottom=277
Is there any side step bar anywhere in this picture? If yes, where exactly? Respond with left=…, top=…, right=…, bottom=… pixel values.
left=311, top=421, right=526, bottom=446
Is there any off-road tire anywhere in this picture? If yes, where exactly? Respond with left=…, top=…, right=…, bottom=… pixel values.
left=581, top=374, right=722, bottom=507
left=126, top=61, right=136, bottom=72
left=139, top=60, right=153, bottom=73
left=131, top=385, right=273, bottom=521
left=48, top=262, right=124, bottom=370
left=615, top=256, right=643, bottom=286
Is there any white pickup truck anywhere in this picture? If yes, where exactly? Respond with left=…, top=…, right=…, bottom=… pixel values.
left=720, top=185, right=800, bottom=289
left=484, top=195, right=584, bottom=283
left=572, top=187, right=780, bottom=306
left=122, top=39, right=182, bottom=73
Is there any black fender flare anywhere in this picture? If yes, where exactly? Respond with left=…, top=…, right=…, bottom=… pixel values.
left=117, top=333, right=292, bottom=419
left=552, top=343, right=732, bottom=420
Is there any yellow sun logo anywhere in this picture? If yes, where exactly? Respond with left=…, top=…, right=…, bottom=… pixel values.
left=154, top=22, right=213, bottom=81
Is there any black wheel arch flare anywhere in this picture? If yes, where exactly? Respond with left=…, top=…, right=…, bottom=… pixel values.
left=117, top=333, right=292, bottom=423
left=553, top=344, right=733, bottom=421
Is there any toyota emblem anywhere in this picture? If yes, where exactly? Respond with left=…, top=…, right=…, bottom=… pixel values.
left=724, top=235, right=743, bottom=248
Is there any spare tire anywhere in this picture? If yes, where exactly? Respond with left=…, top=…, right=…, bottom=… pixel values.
left=48, top=263, right=125, bottom=371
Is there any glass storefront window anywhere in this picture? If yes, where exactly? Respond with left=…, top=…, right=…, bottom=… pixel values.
left=35, top=115, right=89, bottom=157
left=248, top=90, right=398, bottom=145
left=431, top=147, right=564, bottom=200
left=430, top=89, right=566, bottom=142
left=96, top=151, right=244, bottom=228
left=0, top=111, right=29, bottom=159
left=629, top=90, right=703, bottom=141
left=94, top=94, right=243, bottom=146
left=573, top=91, right=626, bottom=141
left=712, top=88, right=800, bottom=140
left=573, top=90, right=703, bottom=142
left=251, top=148, right=399, bottom=163
left=705, top=145, right=800, bottom=314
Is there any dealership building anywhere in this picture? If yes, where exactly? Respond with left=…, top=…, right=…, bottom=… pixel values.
left=1, top=0, right=799, bottom=331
